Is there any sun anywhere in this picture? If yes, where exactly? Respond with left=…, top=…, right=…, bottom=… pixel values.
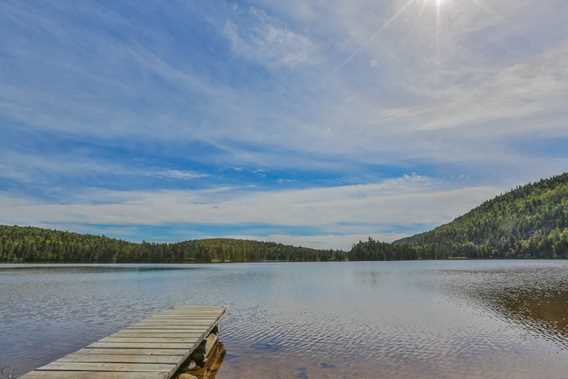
left=425, top=0, right=449, bottom=8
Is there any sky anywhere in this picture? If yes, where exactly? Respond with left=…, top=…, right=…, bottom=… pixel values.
left=1, top=0, right=567, bottom=250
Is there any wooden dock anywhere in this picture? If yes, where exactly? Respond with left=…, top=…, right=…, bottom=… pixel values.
left=20, top=305, right=225, bottom=379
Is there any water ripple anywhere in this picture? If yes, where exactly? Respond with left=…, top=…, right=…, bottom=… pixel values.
left=2, top=261, right=568, bottom=378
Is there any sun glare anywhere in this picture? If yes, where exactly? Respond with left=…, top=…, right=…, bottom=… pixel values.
left=425, top=0, right=449, bottom=8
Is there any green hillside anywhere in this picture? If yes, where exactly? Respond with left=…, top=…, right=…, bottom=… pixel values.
left=0, top=225, right=345, bottom=263
left=392, top=172, right=568, bottom=259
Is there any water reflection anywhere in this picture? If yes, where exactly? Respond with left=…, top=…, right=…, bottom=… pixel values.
left=439, top=265, right=568, bottom=350
left=492, top=290, right=568, bottom=345
left=466, top=284, right=568, bottom=348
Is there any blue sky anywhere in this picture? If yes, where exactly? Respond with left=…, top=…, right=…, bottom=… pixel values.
left=1, top=0, right=567, bottom=249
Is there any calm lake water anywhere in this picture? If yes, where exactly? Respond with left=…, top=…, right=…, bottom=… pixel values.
left=2, top=260, right=568, bottom=378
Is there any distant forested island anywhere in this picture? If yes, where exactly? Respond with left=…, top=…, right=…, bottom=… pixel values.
left=1, top=173, right=567, bottom=263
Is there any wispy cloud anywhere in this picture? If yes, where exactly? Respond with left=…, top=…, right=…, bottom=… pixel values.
left=223, top=6, right=320, bottom=69
left=153, top=170, right=206, bottom=180
left=0, top=175, right=502, bottom=248
left=0, top=151, right=206, bottom=184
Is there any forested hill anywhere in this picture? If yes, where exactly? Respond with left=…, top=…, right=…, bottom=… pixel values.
left=391, top=172, right=568, bottom=259
left=0, top=226, right=345, bottom=263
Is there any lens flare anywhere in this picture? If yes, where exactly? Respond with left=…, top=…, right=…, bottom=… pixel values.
left=336, top=0, right=502, bottom=71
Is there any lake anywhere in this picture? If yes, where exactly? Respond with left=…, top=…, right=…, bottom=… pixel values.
left=1, top=260, right=568, bottom=378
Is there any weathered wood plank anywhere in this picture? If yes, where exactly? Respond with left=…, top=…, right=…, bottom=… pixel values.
left=144, top=320, right=215, bottom=325
left=146, top=319, right=216, bottom=324
left=158, top=310, right=221, bottom=314
left=125, top=326, right=211, bottom=331
left=139, top=317, right=217, bottom=324
left=59, top=354, right=181, bottom=364
left=153, top=313, right=218, bottom=317
left=115, top=329, right=204, bottom=334
left=129, top=327, right=210, bottom=331
left=112, top=332, right=204, bottom=338
left=145, top=317, right=215, bottom=322
left=21, top=372, right=167, bottom=379
left=145, top=316, right=217, bottom=323
left=159, top=311, right=220, bottom=315
left=158, top=311, right=223, bottom=316
left=156, top=314, right=219, bottom=318
left=134, top=321, right=213, bottom=326
left=129, top=326, right=211, bottom=330
left=77, top=348, right=187, bottom=356
left=148, top=317, right=216, bottom=325
left=128, top=326, right=210, bottom=331
left=160, top=314, right=219, bottom=317
left=160, top=313, right=219, bottom=316
left=130, top=324, right=211, bottom=329
left=89, top=342, right=197, bottom=349
left=38, top=362, right=175, bottom=372
left=100, top=337, right=200, bottom=344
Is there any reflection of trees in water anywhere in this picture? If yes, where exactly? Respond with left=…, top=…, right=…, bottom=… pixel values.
left=473, top=286, right=568, bottom=347
left=440, top=267, right=568, bottom=348
left=500, top=290, right=568, bottom=330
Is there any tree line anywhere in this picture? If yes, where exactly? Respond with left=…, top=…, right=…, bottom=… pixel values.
left=0, top=226, right=346, bottom=263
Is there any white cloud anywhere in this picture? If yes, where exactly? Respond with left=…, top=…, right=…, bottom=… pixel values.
left=0, top=151, right=205, bottom=182
left=406, top=42, right=568, bottom=133
left=0, top=176, right=502, bottom=248
left=223, top=7, right=320, bottom=69
left=154, top=170, right=206, bottom=180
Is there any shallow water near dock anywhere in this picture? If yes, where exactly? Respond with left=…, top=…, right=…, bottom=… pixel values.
left=2, top=260, right=568, bottom=378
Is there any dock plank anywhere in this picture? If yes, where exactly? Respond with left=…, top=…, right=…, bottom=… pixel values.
left=59, top=354, right=181, bottom=364
left=77, top=348, right=187, bottom=356
left=112, top=333, right=204, bottom=339
left=150, top=314, right=216, bottom=318
left=89, top=342, right=196, bottom=349
left=20, top=305, right=225, bottom=379
left=165, top=311, right=219, bottom=314
left=147, top=319, right=216, bottom=322
left=115, top=330, right=204, bottom=334
left=20, top=372, right=167, bottom=379
left=133, top=322, right=213, bottom=327
left=100, top=337, right=202, bottom=344
left=145, top=320, right=216, bottom=324
left=38, top=362, right=175, bottom=372
left=130, top=323, right=212, bottom=327
left=125, top=326, right=211, bottom=331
